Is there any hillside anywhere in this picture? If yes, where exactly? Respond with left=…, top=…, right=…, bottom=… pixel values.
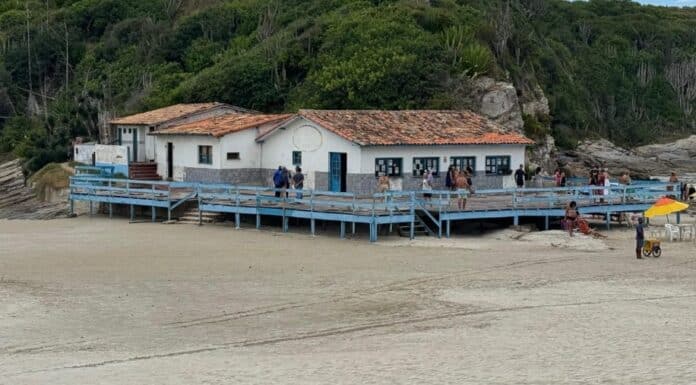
left=1, top=0, right=695, bottom=172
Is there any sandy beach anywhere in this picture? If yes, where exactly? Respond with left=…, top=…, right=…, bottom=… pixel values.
left=1, top=216, right=696, bottom=384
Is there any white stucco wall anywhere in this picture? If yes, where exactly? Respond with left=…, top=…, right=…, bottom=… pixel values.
left=153, top=135, right=220, bottom=181
left=361, top=144, right=526, bottom=189
left=360, top=144, right=526, bottom=174
left=218, top=129, right=262, bottom=169
left=259, top=117, right=362, bottom=189
left=74, top=144, right=96, bottom=164
left=116, top=125, right=147, bottom=162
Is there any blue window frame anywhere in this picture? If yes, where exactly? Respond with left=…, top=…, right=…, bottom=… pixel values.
left=485, top=155, right=511, bottom=175
left=412, top=157, right=439, bottom=177
left=198, top=145, right=212, bottom=165
left=375, top=158, right=402, bottom=177
left=451, top=156, right=476, bottom=176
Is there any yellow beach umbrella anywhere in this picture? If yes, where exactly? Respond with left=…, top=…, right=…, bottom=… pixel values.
left=644, top=197, right=689, bottom=219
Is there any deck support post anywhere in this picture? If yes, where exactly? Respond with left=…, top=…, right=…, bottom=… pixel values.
left=167, top=203, right=171, bottom=222
left=513, top=215, right=519, bottom=226
left=109, top=203, right=113, bottom=219
left=606, top=212, right=611, bottom=230
left=129, top=205, right=134, bottom=222
left=340, top=222, right=345, bottom=239
left=438, top=219, right=442, bottom=238
left=151, top=206, right=156, bottom=222
left=235, top=213, right=240, bottom=229
left=369, top=221, right=377, bottom=243
left=410, top=194, right=415, bottom=240
left=311, top=218, right=316, bottom=236
left=256, top=214, right=261, bottom=229
left=283, top=216, right=288, bottom=233
left=352, top=222, right=356, bottom=235
left=545, top=216, right=549, bottom=230
left=446, top=220, right=451, bottom=238
left=89, top=201, right=93, bottom=216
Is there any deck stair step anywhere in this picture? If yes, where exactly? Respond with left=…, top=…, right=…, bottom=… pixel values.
left=396, top=213, right=433, bottom=238
left=177, top=208, right=225, bottom=224
left=128, top=162, right=161, bottom=181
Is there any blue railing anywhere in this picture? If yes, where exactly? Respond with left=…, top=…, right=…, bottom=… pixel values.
left=68, top=176, right=680, bottom=241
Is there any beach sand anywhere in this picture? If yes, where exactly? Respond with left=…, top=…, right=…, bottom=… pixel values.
left=1, top=216, right=695, bottom=384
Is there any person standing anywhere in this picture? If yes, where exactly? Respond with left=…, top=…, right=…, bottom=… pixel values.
left=514, top=164, right=526, bottom=188
left=292, top=166, right=305, bottom=200
left=668, top=172, right=679, bottom=199
left=635, top=217, right=644, bottom=259
left=554, top=169, right=561, bottom=187
left=560, top=171, right=567, bottom=188
left=445, top=165, right=456, bottom=191
left=281, top=166, right=291, bottom=198
left=273, top=166, right=283, bottom=198
left=533, top=166, right=544, bottom=188
left=422, top=169, right=433, bottom=201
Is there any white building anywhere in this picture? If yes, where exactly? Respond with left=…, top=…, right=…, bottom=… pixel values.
left=149, top=109, right=533, bottom=193
left=108, top=102, right=252, bottom=164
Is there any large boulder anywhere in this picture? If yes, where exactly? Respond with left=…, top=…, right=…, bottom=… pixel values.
left=473, top=77, right=524, bottom=132
left=635, top=135, right=696, bottom=170
left=557, top=138, right=696, bottom=179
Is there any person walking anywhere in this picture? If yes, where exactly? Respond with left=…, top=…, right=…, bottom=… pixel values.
left=635, top=217, right=644, bottom=259
left=564, top=201, right=579, bottom=237
left=292, top=166, right=304, bottom=200
left=445, top=165, right=456, bottom=191
left=514, top=164, right=526, bottom=188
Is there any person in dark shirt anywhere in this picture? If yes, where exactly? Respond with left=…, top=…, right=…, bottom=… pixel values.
left=292, top=166, right=305, bottom=200
left=635, top=217, right=644, bottom=259
left=514, top=164, right=525, bottom=188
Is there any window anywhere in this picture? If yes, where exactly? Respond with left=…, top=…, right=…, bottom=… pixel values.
left=198, top=145, right=213, bottom=164
left=375, top=158, right=402, bottom=177
left=292, top=151, right=302, bottom=166
left=451, top=157, right=476, bottom=176
left=485, top=156, right=511, bottom=175
left=412, top=157, right=439, bottom=177
left=226, top=152, right=240, bottom=160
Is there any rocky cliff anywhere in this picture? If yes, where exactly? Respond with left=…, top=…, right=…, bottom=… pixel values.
left=557, top=137, right=696, bottom=180
left=0, top=159, right=68, bottom=219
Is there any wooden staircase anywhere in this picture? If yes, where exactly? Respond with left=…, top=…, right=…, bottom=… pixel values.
left=177, top=207, right=225, bottom=225
left=128, top=162, right=161, bottom=180
left=397, top=212, right=434, bottom=238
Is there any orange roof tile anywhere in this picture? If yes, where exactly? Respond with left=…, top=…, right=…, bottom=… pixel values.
left=151, top=113, right=293, bottom=137
left=297, top=109, right=534, bottom=146
left=110, top=103, right=246, bottom=126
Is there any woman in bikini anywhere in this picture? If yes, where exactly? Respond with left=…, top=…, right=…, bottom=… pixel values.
left=565, top=201, right=579, bottom=237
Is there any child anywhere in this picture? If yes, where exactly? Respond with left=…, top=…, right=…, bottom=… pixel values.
left=635, top=217, right=644, bottom=259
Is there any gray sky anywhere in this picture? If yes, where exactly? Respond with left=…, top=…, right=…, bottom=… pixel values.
left=633, top=0, right=696, bottom=5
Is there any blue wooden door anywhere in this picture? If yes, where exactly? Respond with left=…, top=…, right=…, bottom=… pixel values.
left=329, top=152, right=342, bottom=192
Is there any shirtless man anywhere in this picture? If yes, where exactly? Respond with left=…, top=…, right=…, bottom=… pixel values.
left=455, top=171, right=469, bottom=210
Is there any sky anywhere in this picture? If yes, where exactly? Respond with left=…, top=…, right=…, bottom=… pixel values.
left=634, top=0, right=696, bottom=5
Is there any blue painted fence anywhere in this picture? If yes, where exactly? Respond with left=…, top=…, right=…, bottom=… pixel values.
left=68, top=175, right=680, bottom=242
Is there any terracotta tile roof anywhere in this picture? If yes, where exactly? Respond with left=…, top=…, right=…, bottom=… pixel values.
left=297, top=109, right=534, bottom=146
left=110, top=103, right=245, bottom=126
left=151, top=113, right=293, bottom=137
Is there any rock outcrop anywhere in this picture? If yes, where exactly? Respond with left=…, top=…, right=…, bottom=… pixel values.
left=557, top=137, right=696, bottom=179
left=0, top=159, right=68, bottom=219
left=473, top=77, right=524, bottom=132
left=635, top=135, right=696, bottom=171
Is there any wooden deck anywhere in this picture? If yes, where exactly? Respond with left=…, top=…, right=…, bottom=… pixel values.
left=69, top=176, right=680, bottom=241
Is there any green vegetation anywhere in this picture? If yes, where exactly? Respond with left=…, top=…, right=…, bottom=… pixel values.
left=0, top=0, right=695, bottom=172
left=27, top=162, right=72, bottom=200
